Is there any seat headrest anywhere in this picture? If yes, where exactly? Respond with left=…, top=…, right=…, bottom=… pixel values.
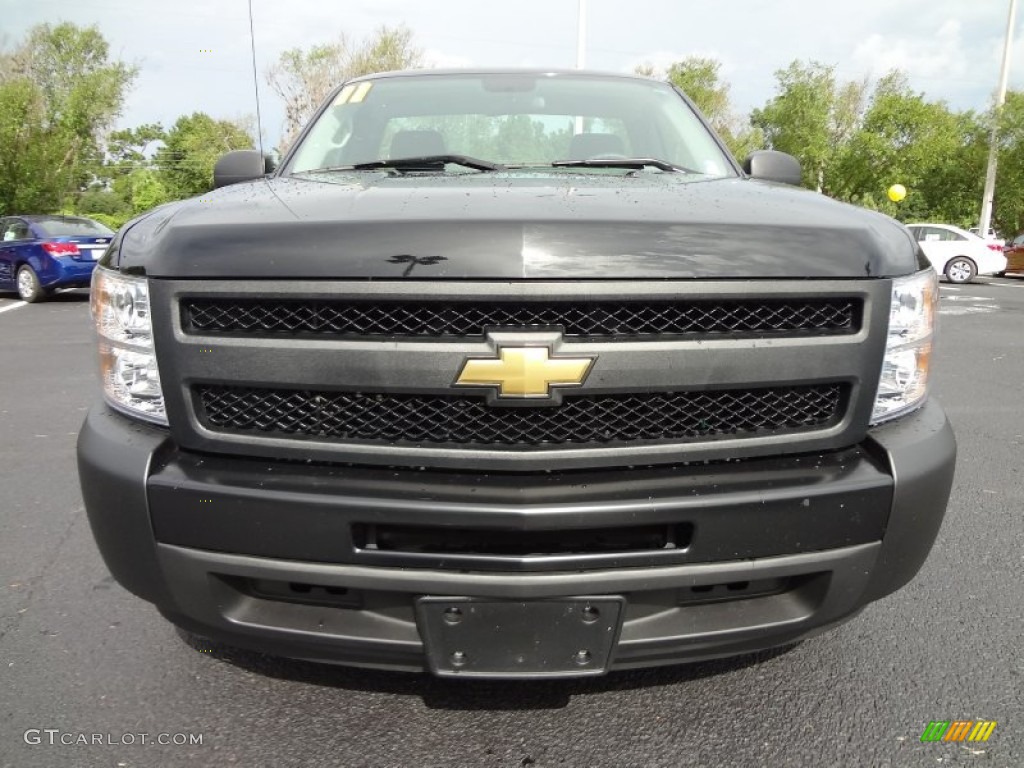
left=389, top=130, right=447, bottom=159
left=568, top=132, right=626, bottom=160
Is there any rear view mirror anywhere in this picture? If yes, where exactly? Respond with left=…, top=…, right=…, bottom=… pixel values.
left=213, top=150, right=274, bottom=189
left=742, top=150, right=803, bottom=186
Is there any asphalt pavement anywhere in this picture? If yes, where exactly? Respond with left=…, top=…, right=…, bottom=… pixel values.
left=1, top=279, right=1022, bottom=768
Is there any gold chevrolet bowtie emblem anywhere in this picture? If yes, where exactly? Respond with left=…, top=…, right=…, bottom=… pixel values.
left=455, top=346, right=595, bottom=398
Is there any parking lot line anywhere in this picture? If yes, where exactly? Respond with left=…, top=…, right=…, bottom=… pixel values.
left=0, top=301, right=27, bottom=314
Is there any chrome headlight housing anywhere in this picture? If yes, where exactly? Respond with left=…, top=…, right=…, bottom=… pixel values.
left=91, top=267, right=167, bottom=425
left=870, top=268, right=937, bottom=425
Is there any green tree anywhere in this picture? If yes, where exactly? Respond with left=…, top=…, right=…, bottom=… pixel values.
left=266, top=25, right=423, bottom=150
left=664, top=57, right=730, bottom=128
left=75, top=186, right=132, bottom=226
left=915, top=110, right=987, bottom=227
left=751, top=61, right=867, bottom=192
left=107, top=123, right=166, bottom=166
left=0, top=22, right=136, bottom=213
left=98, top=123, right=168, bottom=218
left=154, top=113, right=253, bottom=197
left=636, top=57, right=763, bottom=160
left=118, top=168, right=170, bottom=214
left=994, top=91, right=1024, bottom=236
left=0, top=78, right=65, bottom=213
left=833, top=72, right=983, bottom=224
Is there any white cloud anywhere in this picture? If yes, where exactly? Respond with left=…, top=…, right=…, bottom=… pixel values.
left=6, top=0, right=1014, bottom=147
left=851, top=19, right=968, bottom=82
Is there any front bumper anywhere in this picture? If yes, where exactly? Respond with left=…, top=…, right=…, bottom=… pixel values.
left=77, top=400, right=955, bottom=676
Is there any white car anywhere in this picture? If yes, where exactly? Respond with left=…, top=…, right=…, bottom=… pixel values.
left=968, top=226, right=1005, bottom=247
left=907, top=223, right=1008, bottom=284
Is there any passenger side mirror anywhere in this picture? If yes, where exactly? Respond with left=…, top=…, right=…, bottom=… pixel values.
left=742, top=150, right=803, bottom=187
left=213, top=150, right=275, bottom=189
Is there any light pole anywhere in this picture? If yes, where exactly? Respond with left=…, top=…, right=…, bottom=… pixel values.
left=979, top=0, right=1019, bottom=236
left=574, top=0, right=587, bottom=134
left=576, top=0, right=587, bottom=69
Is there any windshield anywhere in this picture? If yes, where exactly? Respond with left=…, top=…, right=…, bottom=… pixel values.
left=287, top=73, right=736, bottom=177
left=33, top=216, right=114, bottom=237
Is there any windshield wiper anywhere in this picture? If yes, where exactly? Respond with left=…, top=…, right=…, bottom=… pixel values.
left=550, top=157, right=698, bottom=173
left=322, top=155, right=505, bottom=173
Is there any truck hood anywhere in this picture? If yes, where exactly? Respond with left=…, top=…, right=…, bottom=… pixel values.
left=112, top=172, right=922, bottom=279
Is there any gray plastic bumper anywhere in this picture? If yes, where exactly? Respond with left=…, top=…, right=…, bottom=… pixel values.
left=77, top=399, right=955, bottom=675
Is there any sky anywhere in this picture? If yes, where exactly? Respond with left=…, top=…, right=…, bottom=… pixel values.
left=2, top=0, right=1022, bottom=150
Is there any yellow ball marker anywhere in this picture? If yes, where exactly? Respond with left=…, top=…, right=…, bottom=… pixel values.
left=887, top=184, right=907, bottom=203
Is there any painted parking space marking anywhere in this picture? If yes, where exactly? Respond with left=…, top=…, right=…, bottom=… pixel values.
left=0, top=288, right=90, bottom=316
left=935, top=275, right=1014, bottom=315
left=938, top=292, right=1000, bottom=316
left=940, top=306, right=999, bottom=316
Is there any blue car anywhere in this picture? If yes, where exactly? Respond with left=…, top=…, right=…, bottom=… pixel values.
left=0, top=214, right=115, bottom=302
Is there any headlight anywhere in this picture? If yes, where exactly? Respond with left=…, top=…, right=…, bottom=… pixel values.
left=91, top=267, right=167, bottom=425
left=871, top=268, right=937, bottom=425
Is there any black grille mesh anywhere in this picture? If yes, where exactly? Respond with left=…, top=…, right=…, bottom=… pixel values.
left=196, top=384, right=844, bottom=447
left=184, top=298, right=858, bottom=338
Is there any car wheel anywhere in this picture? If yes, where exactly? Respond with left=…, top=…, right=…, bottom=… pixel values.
left=16, top=265, right=45, bottom=302
left=995, top=270, right=1006, bottom=277
left=944, top=257, right=976, bottom=284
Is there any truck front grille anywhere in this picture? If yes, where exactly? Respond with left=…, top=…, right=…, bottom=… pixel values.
left=195, top=383, right=845, bottom=447
left=183, top=297, right=859, bottom=339
left=152, top=278, right=885, bottom=470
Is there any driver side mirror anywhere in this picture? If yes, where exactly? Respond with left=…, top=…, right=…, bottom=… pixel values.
left=213, top=150, right=276, bottom=189
left=742, top=150, right=803, bottom=186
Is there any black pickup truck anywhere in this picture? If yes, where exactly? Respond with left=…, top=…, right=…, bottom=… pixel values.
left=77, top=70, right=956, bottom=678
